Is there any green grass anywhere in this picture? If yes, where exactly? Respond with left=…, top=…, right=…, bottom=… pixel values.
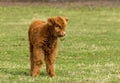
left=0, top=6, right=120, bottom=83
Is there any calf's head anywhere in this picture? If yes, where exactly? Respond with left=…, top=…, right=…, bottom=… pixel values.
left=48, top=16, right=68, bottom=37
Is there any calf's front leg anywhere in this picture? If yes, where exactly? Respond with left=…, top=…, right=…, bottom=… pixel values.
left=45, top=48, right=57, bottom=77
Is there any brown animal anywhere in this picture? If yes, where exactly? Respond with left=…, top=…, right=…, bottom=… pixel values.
left=28, top=16, right=68, bottom=77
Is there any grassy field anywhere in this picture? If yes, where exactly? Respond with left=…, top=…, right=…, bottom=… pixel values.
left=0, top=5, right=120, bottom=83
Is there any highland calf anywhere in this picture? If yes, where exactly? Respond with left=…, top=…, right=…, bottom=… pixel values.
left=28, top=16, right=68, bottom=77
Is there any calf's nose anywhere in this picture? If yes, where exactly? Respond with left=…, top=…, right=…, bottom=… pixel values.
left=63, top=32, right=66, bottom=35
left=61, top=31, right=66, bottom=36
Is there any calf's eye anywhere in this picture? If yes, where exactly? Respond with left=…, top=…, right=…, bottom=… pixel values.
left=56, top=25, right=61, bottom=28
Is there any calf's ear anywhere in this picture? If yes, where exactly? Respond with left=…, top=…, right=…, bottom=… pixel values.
left=65, top=17, right=68, bottom=22
left=48, top=18, right=55, bottom=26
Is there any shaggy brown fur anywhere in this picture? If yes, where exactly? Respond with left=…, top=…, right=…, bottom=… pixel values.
left=28, top=16, right=68, bottom=77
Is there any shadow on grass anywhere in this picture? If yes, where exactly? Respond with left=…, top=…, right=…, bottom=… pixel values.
left=0, top=68, right=46, bottom=77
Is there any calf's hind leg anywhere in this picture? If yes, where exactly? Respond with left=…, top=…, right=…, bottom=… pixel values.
left=31, top=47, right=44, bottom=77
